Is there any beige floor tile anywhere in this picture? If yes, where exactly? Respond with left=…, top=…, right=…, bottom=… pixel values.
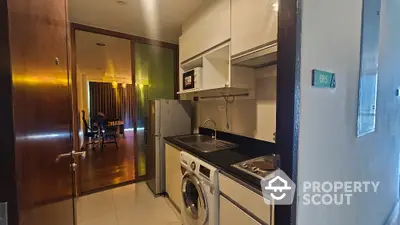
left=116, top=207, right=157, bottom=225
left=165, top=198, right=181, bottom=220
left=115, top=183, right=181, bottom=225
left=77, top=182, right=180, bottom=225
left=117, top=201, right=180, bottom=225
left=79, top=212, right=118, bottom=225
left=113, top=183, right=153, bottom=212
left=151, top=198, right=182, bottom=222
left=77, top=189, right=115, bottom=222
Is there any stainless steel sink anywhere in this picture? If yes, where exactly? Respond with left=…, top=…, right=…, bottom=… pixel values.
left=173, top=134, right=236, bottom=153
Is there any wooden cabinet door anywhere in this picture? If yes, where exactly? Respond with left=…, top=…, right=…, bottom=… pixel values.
left=231, top=0, right=278, bottom=56
left=220, top=195, right=262, bottom=225
left=165, top=144, right=182, bottom=210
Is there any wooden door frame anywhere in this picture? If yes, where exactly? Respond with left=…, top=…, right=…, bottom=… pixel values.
left=69, top=23, right=179, bottom=191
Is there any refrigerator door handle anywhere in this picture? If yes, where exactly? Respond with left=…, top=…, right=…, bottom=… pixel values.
left=144, top=130, right=148, bottom=146
left=144, top=131, right=160, bottom=146
left=144, top=116, right=148, bottom=145
left=144, top=116, right=148, bottom=131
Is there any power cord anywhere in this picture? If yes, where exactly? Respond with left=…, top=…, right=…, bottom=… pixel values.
left=221, top=93, right=235, bottom=130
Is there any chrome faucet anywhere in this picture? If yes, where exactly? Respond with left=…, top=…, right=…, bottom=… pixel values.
left=203, top=119, right=217, bottom=139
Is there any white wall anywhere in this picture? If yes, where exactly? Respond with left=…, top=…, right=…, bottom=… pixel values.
left=193, top=65, right=277, bottom=142
left=297, top=0, right=400, bottom=224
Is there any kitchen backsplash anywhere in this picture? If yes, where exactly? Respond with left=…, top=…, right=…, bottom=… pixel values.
left=193, top=65, right=277, bottom=142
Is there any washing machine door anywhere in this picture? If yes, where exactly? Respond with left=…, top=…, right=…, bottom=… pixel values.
left=181, top=173, right=208, bottom=225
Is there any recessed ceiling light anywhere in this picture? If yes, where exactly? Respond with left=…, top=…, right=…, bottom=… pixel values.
left=96, top=43, right=106, bottom=47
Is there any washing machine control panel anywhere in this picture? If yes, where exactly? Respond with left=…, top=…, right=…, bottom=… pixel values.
left=190, top=161, right=196, bottom=170
left=180, top=151, right=218, bottom=183
left=199, top=165, right=211, bottom=178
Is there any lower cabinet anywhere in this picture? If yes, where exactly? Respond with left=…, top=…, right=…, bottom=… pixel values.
left=165, top=144, right=182, bottom=211
left=219, top=173, right=273, bottom=225
left=220, top=195, right=262, bottom=225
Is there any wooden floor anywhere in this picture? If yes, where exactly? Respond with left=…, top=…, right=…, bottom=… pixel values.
left=79, top=130, right=137, bottom=193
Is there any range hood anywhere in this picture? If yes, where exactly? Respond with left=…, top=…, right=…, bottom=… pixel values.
left=231, top=42, right=277, bottom=68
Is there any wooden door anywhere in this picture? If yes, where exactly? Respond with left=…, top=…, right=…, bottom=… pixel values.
left=7, top=0, right=76, bottom=224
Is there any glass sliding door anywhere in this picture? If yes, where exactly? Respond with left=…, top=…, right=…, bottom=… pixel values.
left=75, top=30, right=136, bottom=193
left=134, top=42, right=175, bottom=177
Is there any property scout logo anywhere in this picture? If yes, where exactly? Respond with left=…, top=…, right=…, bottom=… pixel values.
left=260, top=169, right=380, bottom=206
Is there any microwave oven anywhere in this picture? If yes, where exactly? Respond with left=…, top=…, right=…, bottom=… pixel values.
left=182, top=67, right=202, bottom=91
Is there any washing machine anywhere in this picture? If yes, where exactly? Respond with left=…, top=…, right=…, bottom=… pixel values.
left=180, top=151, right=219, bottom=225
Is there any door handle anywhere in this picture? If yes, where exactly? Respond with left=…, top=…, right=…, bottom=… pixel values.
left=55, top=150, right=86, bottom=162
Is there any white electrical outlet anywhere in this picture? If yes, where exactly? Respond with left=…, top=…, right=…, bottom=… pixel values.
left=218, top=105, right=225, bottom=111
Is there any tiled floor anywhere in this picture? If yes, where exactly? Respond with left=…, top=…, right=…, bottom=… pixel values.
left=78, top=182, right=181, bottom=225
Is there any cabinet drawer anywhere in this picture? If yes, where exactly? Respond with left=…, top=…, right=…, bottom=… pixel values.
left=219, top=173, right=273, bottom=224
left=220, top=195, right=262, bottom=225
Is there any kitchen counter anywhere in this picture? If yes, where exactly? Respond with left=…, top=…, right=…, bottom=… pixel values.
left=164, top=128, right=275, bottom=195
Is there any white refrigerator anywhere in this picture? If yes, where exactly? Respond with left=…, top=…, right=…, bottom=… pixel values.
left=145, top=99, right=192, bottom=195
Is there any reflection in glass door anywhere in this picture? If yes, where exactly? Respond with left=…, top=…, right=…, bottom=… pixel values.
left=134, top=42, right=175, bottom=177
left=74, top=30, right=136, bottom=193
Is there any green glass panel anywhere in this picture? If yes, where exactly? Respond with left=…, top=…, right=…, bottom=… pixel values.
left=134, top=43, right=175, bottom=177
left=135, top=43, right=175, bottom=100
left=135, top=43, right=174, bottom=128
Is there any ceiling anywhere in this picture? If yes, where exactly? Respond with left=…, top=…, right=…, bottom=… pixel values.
left=69, top=0, right=203, bottom=44
left=76, top=30, right=132, bottom=84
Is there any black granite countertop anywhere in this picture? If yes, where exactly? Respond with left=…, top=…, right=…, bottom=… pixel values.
left=164, top=127, right=276, bottom=195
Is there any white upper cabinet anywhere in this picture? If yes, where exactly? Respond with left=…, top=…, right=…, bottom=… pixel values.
left=179, top=0, right=230, bottom=63
left=178, top=43, right=255, bottom=94
left=231, top=0, right=278, bottom=57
